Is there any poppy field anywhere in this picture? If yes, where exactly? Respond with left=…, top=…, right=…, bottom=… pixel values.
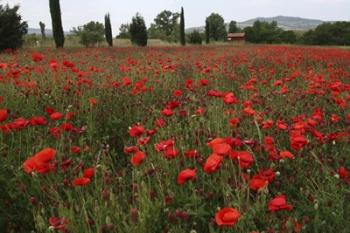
left=1, top=45, right=350, bottom=233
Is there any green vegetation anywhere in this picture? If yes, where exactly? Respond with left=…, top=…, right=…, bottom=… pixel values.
left=117, top=23, right=131, bottom=39
left=129, top=13, right=148, bottom=46
left=228, top=20, right=240, bottom=33
left=148, top=10, right=179, bottom=42
left=49, top=0, right=65, bottom=48
left=187, top=30, right=202, bottom=44
left=180, top=7, right=186, bottom=46
left=73, top=21, right=105, bottom=47
left=104, top=13, right=113, bottom=47
left=206, top=13, right=227, bottom=41
left=244, top=21, right=297, bottom=44
left=39, top=21, right=46, bottom=39
left=301, top=22, right=350, bottom=45
left=0, top=2, right=27, bottom=52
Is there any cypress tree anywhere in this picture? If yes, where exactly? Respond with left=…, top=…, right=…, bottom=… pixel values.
left=39, top=21, right=46, bottom=39
left=205, top=19, right=210, bottom=44
left=104, top=13, right=113, bottom=47
left=49, top=0, right=65, bottom=48
left=129, top=13, right=148, bottom=46
left=180, top=7, right=185, bottom=46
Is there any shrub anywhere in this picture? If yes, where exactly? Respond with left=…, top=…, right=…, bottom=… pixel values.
left=73, top=21, right=105, bottom=47
left=0, top=3, right=28, bottom=52
left=187, top=31, right=202, bottom=44
left=129, top=13, right=148, bottom=46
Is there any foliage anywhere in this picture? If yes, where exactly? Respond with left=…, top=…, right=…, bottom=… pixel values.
left=1, top=45, right=350, bottom=233
left=39, top=21, right=46, bottom=39
left=206, top=13, right=227, bottom=41
left=244, top=21, right=298, bottom=44
left=117, top=23, right=131, bottom=39
left=279, top=30, right=297, bottom=44
left=104, top=13, right=113, bottom=47
left=301, top=22, right=350, bottom=45
left=73, top=21, right=105, bottom=47
left=130, top=13, right=148, bottom=46
left=205, top=19, right=210, bottom=44
left=228, top=20, right=239, bottom=33
left=0, top=3, right=28, bottom=52
left=180, top=7, right=186, bottom=45
left=49, top=0, right=65, bottom=48
left=187, top=30, right=202, bottom=44
left=148, top=10, right=179, bottom=42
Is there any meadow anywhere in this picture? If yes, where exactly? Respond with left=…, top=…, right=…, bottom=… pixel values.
left=0, top=45, right=350, bottom=233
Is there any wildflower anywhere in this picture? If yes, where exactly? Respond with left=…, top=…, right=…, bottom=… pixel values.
left=215, top=208, right=241, bottom=226
left=177, top=169, right=196, bottom=185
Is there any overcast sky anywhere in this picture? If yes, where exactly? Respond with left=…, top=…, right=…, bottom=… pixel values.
left=4, top=0, right=350, bottom=33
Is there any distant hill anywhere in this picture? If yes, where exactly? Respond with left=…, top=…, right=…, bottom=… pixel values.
left=186, top=16, right=326, bottom=33
left=27, top=28, right=72, bottom=36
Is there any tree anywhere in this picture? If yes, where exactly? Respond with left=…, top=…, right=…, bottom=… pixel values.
left=279, top=30, right=297, bottom=44
left=73, top=21, right=105, bottom=47
left=117, top=23, right=130, bottom=39
left=0, top=3, right=28, bottom=52
left=180, top=7, right=185, bottom=46
left=244, top=21, right=283, bottom=44
left=228, top=21, right=239, bottom=33
left=154, top=10, right=179, bottom=36
left=301, top=22, right=350, bottom=45
left=205, top=19, right=210, bottom=44
left=129, top=13, right=148, bottom=46
left=187, top=31, right=202, bottom=45
left=104, top=13, right=113, bottom=47
left=206, top=13, right=227, bottom=41
left=49, top=0, right=65, bottom=48
left=39, top=21, right=46, bottom=39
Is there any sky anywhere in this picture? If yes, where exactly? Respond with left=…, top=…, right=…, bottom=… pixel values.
left=3, top=0, right=350, bottom=33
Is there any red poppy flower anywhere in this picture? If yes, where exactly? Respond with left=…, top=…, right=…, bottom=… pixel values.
left=131, top=151, right=146, bottom=166
left=23, top=148, right=56, bottom=174
left=212, top=143, right=232, bottom=156
left=71, top=146, right=81, bottom=154
left=290, top=133, right=308, bottom=151
left=129, top=124, right=145, bottom=137
left=243, top=107, right=256, bottom=116
left=83, top=168, right=95, bottom=178
left=124, top=146, right=139, bottom=154
left=73, top=177, right=91, bottom=186
left=32, top=52, right=44, bottom=62
left=177, top=169, right=196, bottom=185
left=184, top=150, right=198, bottom=158
left=268, top=195, right=293, bottom=212
left=223, top=93, right=239, bottom=105
left=280, top=150, right=295, bottom=160
left=163, top=147, right=179, bottom=159
left=30, top=116, right=47, bottom=126
left=215, top=207, right=241, bottom=226
left=50, top=112, right=63, bottom=121
left=0, top=109, right=8, bottom=122
left=249, top=175, right=268, bottom=191
left=203, top=154, right=224, bottom=174
left=49, top=217, right=68, bottom=231
left=258, top=168, right=276, bottom=182
left=229, top=151, right=254, bottom=168
left=161, top=108, right=174, bottom=116
left=155, top=139, right=174, bottom=152
left=173, top=89, right=183, bottom=97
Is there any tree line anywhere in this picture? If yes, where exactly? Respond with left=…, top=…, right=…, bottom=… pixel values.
left=1, top=0, right=350, bottom=51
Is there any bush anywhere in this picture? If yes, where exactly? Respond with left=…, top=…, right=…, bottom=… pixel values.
left=130, top=13, right=148, bottom=46
left=73, top=21, right=105, bottom=47
left=0, top=3, right=28, bottom=52
left=301, top=22, right=350, bottom=45
left=187, top=31, right=202, bottom=44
